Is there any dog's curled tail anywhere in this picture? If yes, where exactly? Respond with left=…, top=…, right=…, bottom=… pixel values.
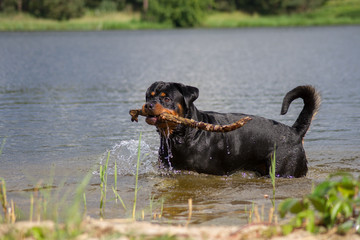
left=281, top=85, right=321, bottom=138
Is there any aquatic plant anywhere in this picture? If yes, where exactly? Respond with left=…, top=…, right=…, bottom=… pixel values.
left=269, top=147, right=276, bottom=208
left=112, top=157, right=127, bottom=210
left=0, top=139, right=15, bottom=223
left=99, top=151, right=110, bottom=218
left=279, top=172, right=360, bottom=234
left=132, top=132, right=142, bottom=220
left=0, top=177, right=10, bottom=223
left=186, top=198, right=193, bottom=226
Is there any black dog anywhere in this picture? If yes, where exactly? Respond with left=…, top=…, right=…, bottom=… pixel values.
left=141, top=81, right=320, bottom=177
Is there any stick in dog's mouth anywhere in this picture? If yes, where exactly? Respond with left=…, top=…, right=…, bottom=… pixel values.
left=129, top=108, right=252, bottom=133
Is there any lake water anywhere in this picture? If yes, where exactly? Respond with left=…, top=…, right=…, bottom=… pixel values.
left=0, top=26, right=359, bottom=225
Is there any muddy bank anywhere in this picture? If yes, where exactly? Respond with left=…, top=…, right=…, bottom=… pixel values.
left=1, top=218, right=359, bottom=240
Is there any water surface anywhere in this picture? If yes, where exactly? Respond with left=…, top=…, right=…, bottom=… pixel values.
left=0, top=27, right=359, bottom=224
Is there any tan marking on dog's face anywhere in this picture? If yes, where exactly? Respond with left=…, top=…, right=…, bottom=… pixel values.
left=177, top=103, right=184, bottom=117
left=160, top=92, right=166, bottom=97
left=151, top=91, right=156, bottom=96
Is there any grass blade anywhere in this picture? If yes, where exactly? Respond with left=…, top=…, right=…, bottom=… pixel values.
left=0, top=177, right=8, bottom=222
left=132, top=132, right=142, bottom=220
left=112, top=186, right=127, bottom=210
left=100, top=151, right=110, bottom=218
left=269, top=146, right=276, bottom=208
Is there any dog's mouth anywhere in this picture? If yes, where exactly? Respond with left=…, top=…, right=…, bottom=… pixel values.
left=141, top=102, right=182, bottom=136
left=142, top=102, right=178, bottom=127
left=145, top=115, right=158, bottom=125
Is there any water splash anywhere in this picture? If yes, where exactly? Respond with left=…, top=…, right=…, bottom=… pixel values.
left=158, top=125, right=174, bottom=171
left=94, top=139, right=157, bottom=176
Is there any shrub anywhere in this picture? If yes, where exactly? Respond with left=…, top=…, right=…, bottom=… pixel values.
left=1, top=0, right=18, bottom=13
left=214, top=0, right=237, bottom=12
left=99, top=0, right=118, bottom=12
left=279, top=173, right=360, bottom=234
left=143, top=0, right=213, bottom=27
left=29, top=0, right=85, bottom=21
left=235, top=0, right=329, bottom=15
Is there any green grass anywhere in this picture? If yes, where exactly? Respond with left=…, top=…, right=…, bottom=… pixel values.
left=0, top=0, right=359, bottom=31
left=269, top=147, right=276, bottom=209
left=204, top=0, right=360, bottom=28
left=132, top=132, right=142, bottom=220
left=0, top=11, right=171, bottom=31
left=99, top=151, right=110, bottom=218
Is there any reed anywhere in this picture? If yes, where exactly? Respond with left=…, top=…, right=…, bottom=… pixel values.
left=0, top=178, right=17, bottom=224
left=149, top=194, right=155, bottom=215
left=132, top=132, right=142, bottom=220
left=114, top=157, right=117, bottom=203
left=244, top=147, right=277, bottom=225
left=99, top=151, right=110, bottom=218
left=29, top=194, right=34, bottom=222
left=186, top=198, right=193, bottom=226
left=112, top=157, right=127, bottom=210
left=269, top=147, right=276, bottom=208
left=248, top=202, right=254, bottom=223
left=112, top=186, right=127, bottom=210
left=65, top=171, right=92, bottom=227
left=0, top=177, right=8, bottom=222
left=83, top=193, right=87, bottom=214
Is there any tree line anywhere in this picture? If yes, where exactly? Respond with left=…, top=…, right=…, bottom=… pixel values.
left=0, top=0, right=328, bottom=26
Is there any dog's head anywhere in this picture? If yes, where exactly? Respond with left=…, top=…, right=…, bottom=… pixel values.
left=142, top=81, right=199, bottom=134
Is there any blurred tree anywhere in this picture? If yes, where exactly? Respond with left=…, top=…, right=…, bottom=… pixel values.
left=143, top=0, right=213, bottom=27
left=235, top=0, right=328, bottom=15
left=99, top=0, right=117, bottom=12
left=84, top=0, right=102, bottom=9
left=1, top=0, right=22, bottom=13
left=213, top=0, right=236, bottom=12
left=85, top=0, right=126, bottom=11
left=29, top=0, right=85, bottom=20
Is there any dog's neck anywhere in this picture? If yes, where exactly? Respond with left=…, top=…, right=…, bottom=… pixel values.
left=185, top=104, right=203, bottom=121
left=157, top=103, right=203, bottom=170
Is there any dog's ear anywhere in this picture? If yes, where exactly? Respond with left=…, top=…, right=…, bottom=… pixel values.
left=177, top=84, right=199, bottom=107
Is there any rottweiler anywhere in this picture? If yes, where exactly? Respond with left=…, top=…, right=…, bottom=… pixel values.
left=141, top=81, right=320, bottom=177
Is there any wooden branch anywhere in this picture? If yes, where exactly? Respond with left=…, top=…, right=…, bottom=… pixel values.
left=129, top=109, right=251, bottom=133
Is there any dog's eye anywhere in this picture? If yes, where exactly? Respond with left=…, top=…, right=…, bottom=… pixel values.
left=163, top=97, right=171, bottom=103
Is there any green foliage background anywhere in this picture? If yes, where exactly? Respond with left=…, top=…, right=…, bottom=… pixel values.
left=28, top=0, right=85, bottom=20
left=235, top=0, right=329, bottom=15
left=143, top=0, right=213, bottom=27
left=0, top=0, right=331, bottom=25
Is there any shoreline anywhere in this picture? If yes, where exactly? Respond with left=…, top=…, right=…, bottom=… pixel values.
left=0, top=17, right=359, bottom=32
left=1, top=0, right=360, bottom=32
left=1, top=217, right=359, bottom=240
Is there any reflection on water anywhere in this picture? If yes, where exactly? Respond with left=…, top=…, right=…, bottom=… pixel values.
left=0, top=27, right=360, bottom=225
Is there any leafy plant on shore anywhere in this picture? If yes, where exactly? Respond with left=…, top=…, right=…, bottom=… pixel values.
left=279, top=173, right=360, bottom=235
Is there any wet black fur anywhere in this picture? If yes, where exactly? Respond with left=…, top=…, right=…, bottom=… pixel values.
left=145, top=81, right=321, bottom=177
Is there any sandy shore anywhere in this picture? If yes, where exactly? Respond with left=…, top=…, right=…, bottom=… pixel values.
left=1, top=218, right=359, bottom=240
